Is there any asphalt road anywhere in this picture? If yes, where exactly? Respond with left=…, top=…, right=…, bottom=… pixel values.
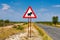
left=36, top=23, right=60, bottom=40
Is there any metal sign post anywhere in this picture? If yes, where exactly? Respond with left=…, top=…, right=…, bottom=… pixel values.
left=28, top=18, right=31, bottom=37
left=30, top=18, right=31, bottom=37
left=28, top=18, right=29, bottom=37
left=23, top=6, right=37, bottom=38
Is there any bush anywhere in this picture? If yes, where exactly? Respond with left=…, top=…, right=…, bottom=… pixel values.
left=0, top=23, right=4, bottom=27
left=13, top=25, right=17, bottom=28
left=23, top=22, right=27, bottom=25
left=4, top=20, right=10, bottom=23
left=43, top=36, right=48, bottom=40
left=17, top=25, right=24, bottom=30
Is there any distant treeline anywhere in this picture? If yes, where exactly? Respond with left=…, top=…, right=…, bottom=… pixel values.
left=36, top=21, right=60, bottom=23
left=36, top=16, right=59, bottom=26
left=36, top=21, right=51, bottom=23
left=36, top=21, right=52, bottom=23
left=0, top=19, right=13, bottom=27
left=0, top=19, right=28, bottom=27
left=36, top=21, right=60, bottom=25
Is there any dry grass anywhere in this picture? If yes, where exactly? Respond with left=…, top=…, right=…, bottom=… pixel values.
left=0, top=28, right=21, bottom=40
left=0, top=23, right=27, bottom=40
left=0, top=23, right=53, bottom=40
left=33, top=23, right=53, bottom=40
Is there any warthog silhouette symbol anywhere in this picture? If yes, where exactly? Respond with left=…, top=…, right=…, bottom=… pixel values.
left=28, top=12, right=32, bottom=16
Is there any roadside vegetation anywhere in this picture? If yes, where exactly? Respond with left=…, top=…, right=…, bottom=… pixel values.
left=36, top=16, right=60, bottom=28
left=0, top=24, right=25, bottom=40
left=0, top=19, right=14, bottom=27
left=0, top=20, right=27, bottom=40
left=13, top=25, right=24, bottom=30
left=0, top=28, right=21, bottom=40
left=0, top=19, right=27, bottom=27
left=33, top=24, right=53, bottom=40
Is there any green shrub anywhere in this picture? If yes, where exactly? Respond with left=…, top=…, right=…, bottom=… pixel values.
left=38, top=29, right=44, bottom=36
left=17, top=25, right=24, bottom=30
left=13, top=25, right=17, bottom=28
left=43, top=36, right=48, bottom=40
left=23, top=22, right=27, bottom=25
left=0, top=23, right=4, bottom=27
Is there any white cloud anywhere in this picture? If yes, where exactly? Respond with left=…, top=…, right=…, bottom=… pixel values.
left=1, top=4, right=10, bottom=10
left=52, top=5, right=60, bottom=7
left=0, top=9, right=22, bottom=21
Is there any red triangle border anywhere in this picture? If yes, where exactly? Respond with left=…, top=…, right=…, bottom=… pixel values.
left=23, top=6, right=37, bottom=18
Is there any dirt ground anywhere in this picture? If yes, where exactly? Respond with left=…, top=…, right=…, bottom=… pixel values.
left=5, top=25, right=43, bottom=40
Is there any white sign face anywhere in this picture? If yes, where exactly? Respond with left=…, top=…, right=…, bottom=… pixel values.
left=25, top=8, right=35, bottom=17
left=23, top=6, right=37, bottom=18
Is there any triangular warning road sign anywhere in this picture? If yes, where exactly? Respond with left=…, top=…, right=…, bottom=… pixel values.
left=23, top=6, right=37, bottom=18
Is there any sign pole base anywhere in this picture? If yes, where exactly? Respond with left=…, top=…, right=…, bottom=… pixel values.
left=28, top=18, right=29, bottom=37
left=30, top=18, right=31, bottom=38
left=28, top=18, right=32, bottom=38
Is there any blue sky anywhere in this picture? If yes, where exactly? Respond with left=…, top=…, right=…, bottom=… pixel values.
left=0, top=0, right=60, bottom=22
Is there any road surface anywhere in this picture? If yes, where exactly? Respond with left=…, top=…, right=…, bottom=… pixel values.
left=36, top=23, right=60, bottom=40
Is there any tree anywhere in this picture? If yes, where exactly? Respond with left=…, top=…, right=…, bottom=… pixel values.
left=0, top=19, right=4, bottom=26
left=4, top=20, right=10, bottom=23
left=52, top=16, right=58, bottom=25
left=0, top=20, right=4, bottom=22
